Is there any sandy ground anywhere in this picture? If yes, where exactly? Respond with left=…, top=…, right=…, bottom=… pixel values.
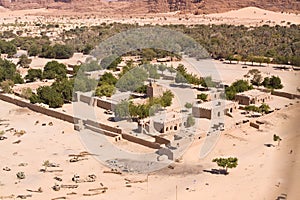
left=0, top=7, right=299, bottom=27
left=0, top=5, right=300, bottom=200
left=0, top=96, right=299, bottom=199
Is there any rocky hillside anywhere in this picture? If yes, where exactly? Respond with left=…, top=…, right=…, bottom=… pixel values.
left=0, top=0, right=299, bottom=14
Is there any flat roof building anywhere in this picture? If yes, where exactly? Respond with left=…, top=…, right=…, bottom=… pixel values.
left=235, top=89, right=271, bottom=105
left=192, top=100, right=237, bottom=119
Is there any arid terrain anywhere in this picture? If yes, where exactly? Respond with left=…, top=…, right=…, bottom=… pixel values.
left=0, top=2, right=300, bottom=200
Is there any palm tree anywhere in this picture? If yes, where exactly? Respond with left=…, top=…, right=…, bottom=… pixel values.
left=42, top=160, right=50, bottom=172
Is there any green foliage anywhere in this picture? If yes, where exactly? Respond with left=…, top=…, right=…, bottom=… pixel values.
left=114, top=100, right=131, bottom=119
left=95, top=83, right=115, bottom=97
left=197, top=93, right=208, bottom=101
left=134, top=85, right=147, bottom=94
left=17, top=55, right=32, bottom=68
left=273, top=134, right=282, bottom=146
left=81, top=60, right=102, bottom=72
left=98, top=72, right=117, bottom=86
left=0, top=58, right=23, bottom=84
left=114, top=90, right=174, bottom=119
left=244, top=103, right=270, bottom=114
left=225, top=80, right=253, bottom=100
left=212, top=157, right=238, bottom=174
left=43, top=61, right=67, bottom=80
left=160, top=90, right=174, bottom=107
left=202, top=76, right=216, bottom=87
left=40, top=44, right=74, bottom=59
left=185, top=102, right=193, bottom=109
left=175, top=72, right=187, bottom=84
left=21, top=87, right=33, bottom=99
left=262, top=76, right=283, bottom=89
left=247, top=69, right=263, bottom=86
left=30, top=86, right=64, bottom=108
left=25, top=69, right=43, bottom=82
left=0, top=80, right=14, bottom=93
left=51, top=79, right=74, bottom=102
left=100, top=55, right=122, bottom=70
left=158, top=64, right=167, bottom=75
left=186, top=115, right=195, bottom=127
left=116, top=67, right=148, bottom=92
left=143, top=64, right=160, bottom=80
left=0, top=40, right=17, bottom=57
left=175, top=64, right=202, bottom=85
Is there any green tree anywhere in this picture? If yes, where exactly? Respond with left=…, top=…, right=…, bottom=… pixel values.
left=43, top=61, right=67, bottom=80
left=186, top=115, right=195, bottom=127
left=160, top=90, right=174, bottom=107
left=99, top=72, right=117, bottom=86
left=175, top=72, right=187, bottom=85
left=17, top=55, right=32, bottom=68
left=21, top=87, right=33, bottom=99
left=185, top=102, right=193, bottom=109
left=259, top=103, right=270, bottom=114
left=197, top=93, right=208, bottom=101
left=51, top=79, right=74, bottom=102
left=114, top=100, right=130, bottom=119
left=95, top=84, right=115, bottom=97
left=262, top=76, right=283, bottom=89
left=25, top=69, right=43, bottom=82
left=34, top=86, right=64, bottom=108
left=158, top=64, right=167, bottom=75
left=0, top=80, right=14, bottom=93
left=212, top=157, right=238, bottom=175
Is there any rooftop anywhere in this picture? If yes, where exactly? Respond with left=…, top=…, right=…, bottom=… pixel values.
left=193, top=100, right=235, bottom=110
left=236, top=89, right=270, bottom=98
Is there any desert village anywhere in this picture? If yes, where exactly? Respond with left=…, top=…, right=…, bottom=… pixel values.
left=0, top=3, right=300, bottom=200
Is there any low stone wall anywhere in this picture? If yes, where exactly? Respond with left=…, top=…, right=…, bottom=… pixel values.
left=0, top=93, right=77, bottom=124
left=121, top=133, right=161, bottom=149
left=257, top=88, right=300, bottom=99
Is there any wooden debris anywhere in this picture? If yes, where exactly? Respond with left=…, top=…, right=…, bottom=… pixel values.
left=83, top=192, right=103, bottom=196
left=51, top=197, right=66, bottom=200
left=88, top=187, right=108, bottom=192
left=54, top=177, right=62, bottom=182
left=61, top=185, right=78, bottom=189
left=26, top=187, right=42, bottom=193
left=0, top=195, right=14, bottom=199
left=67, top=192, right=77, bottom=195
left=124, top=178, right=147, bottom=184
left=13, top=140, right=21, bottom=144
left=103, top=169, right=122, bottom=175
left=16, top=194, right=32, bottom=199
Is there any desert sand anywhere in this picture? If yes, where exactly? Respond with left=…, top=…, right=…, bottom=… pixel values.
left=1, top=5, right=300, bottom=200
left=0, top=96, right=299, bottom=200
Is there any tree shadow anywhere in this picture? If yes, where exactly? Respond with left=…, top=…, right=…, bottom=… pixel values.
left=264, top=143, right=275, bottom=147
left=203, top=169, right=228, bottom=175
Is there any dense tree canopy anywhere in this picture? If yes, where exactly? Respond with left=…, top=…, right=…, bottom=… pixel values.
left=0, top=58, right=23, bottom=84
left=43, top=61, right=67, bottom=80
